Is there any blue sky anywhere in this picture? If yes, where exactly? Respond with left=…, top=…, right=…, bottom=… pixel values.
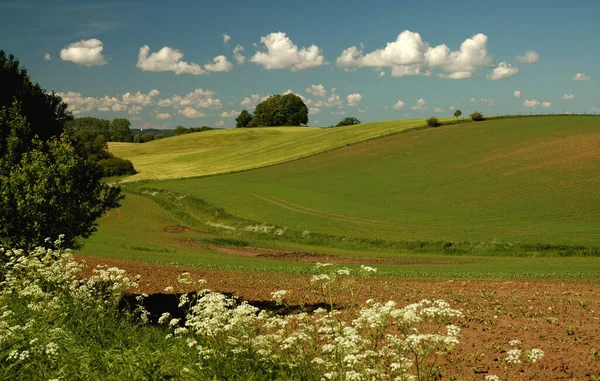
left=1, top=0, right=599, bottom=129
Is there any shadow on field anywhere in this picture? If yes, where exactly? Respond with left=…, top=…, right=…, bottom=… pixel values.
left=119, top=293, right=336, bottom=325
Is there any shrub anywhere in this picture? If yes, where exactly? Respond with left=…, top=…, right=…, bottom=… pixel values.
left=426, top=116, right=440, bottom=127
left=470, top=111, right=485, bottom=121
left=335, top=117, right=361, bottom=127
left=98, top=157, right=136, bottom=177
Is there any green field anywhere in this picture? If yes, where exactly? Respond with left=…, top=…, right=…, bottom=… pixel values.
left=81, top=116, right=600, bottom=277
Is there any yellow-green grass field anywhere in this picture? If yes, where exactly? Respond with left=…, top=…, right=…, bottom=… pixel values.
left=109, top=119, right=433, bottom=181
left=127, top=116, right=600, bottom=247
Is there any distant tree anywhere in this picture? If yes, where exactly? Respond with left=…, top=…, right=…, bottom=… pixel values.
left=426, top=116, right=440, bottom=127
left=65, top=117, right=110, bottom=139
left=0, top=50, right=72, bottom=145
left=235, top=110, right=252, bottom=128
left=98, top=157, right=136, bottom=177
left=173, top=125, right=188, bottom=135
left=453, top=110, right=462, bottom=121
left=470, top=111, right=485, bottom=121
left=253, top=94, right=308, bottom=127
left=109, top=118, right=132, bottom=142
left=335, top=117, right=361, bottom=127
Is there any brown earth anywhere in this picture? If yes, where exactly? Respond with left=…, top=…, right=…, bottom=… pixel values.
left=76, top=255, right=600, bottom=380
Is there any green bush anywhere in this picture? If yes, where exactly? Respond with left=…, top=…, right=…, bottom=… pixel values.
left=98, top=157, right=136, bottom=177
left=470, top=111, right=485, bottom=121
left=426, top=116, right=440, bottom=127
left=335, top=117, right=361, bottom=127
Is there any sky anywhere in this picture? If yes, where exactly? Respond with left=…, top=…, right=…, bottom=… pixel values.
left=1, top=0, right=599, bottom=129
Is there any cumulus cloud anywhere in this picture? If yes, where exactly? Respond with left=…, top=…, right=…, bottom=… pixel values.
left=411, top=98, right=427, bottom=111
left=204, top=55, right=233, bottom=72
left=562, top=94, right=575, bottom=100
left=44, top=53, right=51, bottom=61
left=347, top=93, right=363, bottom=107
left=178, top=107, right=206, bottom=118
left=331, top=111, right=346, bottom=115
left=156, top=113, right=171, bottom=120
left=306, top=84, right=327, bottom=97
left=309, top=107, right=320, bottom=115
left=516, top=50, right=540, bottom=64
left=137, top=45, right=206, bottom=75
left=523, top=99, right=540, bottom=107
left=434, top=107, right=444, bottom=112
left=469, top=97, right=477, bottom=103
left=250, top=32, right=326, bottom=71
left=240, top=94, right=262, bottom=109
left=336, top=30, right=494, bottom=79
left=542, top=101, right=552, bottom=108
left=215, top=120, right=225, bottom=127
left=486, top=61, right=518, bottom=80
left=179, top=88, right=222, bottom=108
left=305, top=88, right=343, bottom=109
left=122, top=89, right=160, bottom=106
left=128, top=105, right=142, bottom=115
left=393, top=100, right=405, bottom=110
left=57, top=90, right=158, bottom=115
left=60, top=39, right=107, bottom=66
left=220, top=110, right=240, bottom=118
left=514, top=90, right=522, bottom=98
left=571, top=73, right=591, bottom=81
left=223, top=34, right=231, bottom=44
left=233, top=45, right=245, bottom=64
left=480, top=98, right=495, bottom=106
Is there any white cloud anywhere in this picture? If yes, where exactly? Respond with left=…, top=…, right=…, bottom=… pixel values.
left=562, top=94, right=575, bottom=100
left=434, top=107, right=444, bottom=112
left=250, top=32, right=326, bottom=71
left=571, top=73, right=591, bottom=81
left=137, top=45, right=206, bottom=75
left=516, top=50, right=540, bottom=64
left=240, top=94, right=261, bottom=109
left=156, top=113, right=171, bottom=120
left=331, top=111, right=346, bottom=115
left=44, top=53, right=51, bottom=61
left=233, top=45, right=245, bottom=64
left=60, top=39, right=107, bottom=66
left=309, top=107, right=320, bottom=115
left=306, top=88, right=343, bottom=108
left=393, top=100, right=405, bottom=110
left=223, top=34, right=231, bottom=44
left=514, top=90, right=522, bottom=98
left=486, top=61, right=518, bottom=80
left=111, top=104, right=127, bottom=112
left=411, top=98, right=427, bottom=111
left=523, top=99, right=540, bottom=107
left=336, top=30, right=494, bottom=79
left=178, top=107, right=206, bottom=118
left=469, top=97, right=477, bottom=103
left=179, top=88, right=222, bottom=108
left=480, top=98, right=495, bottom=106
left=220, top=110, right=240, bottom=118
left=358, top=108, right=366, bottom=113
left=306, top=84, right=327, bottom=97
left=122, top=89, right=159, bottom=106
left=215, top=120, right=225, bottom=127
left=378, top=70, right=386, bottom=77
left=204, top=55, right=233, bottom=72
left=128, top=105, right=142, bottom=115
left=542, top=101, right=552, bottom=108
left=347, top=93, right=363, bottom=107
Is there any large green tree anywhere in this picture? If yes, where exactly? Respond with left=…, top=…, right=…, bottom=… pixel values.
left=235, top=110, right=253, bottom=128
left=253, top=94, right=308, bottom=127
left=65, top=117, right=110, bottom=139
left=109, top=118, right=133, bottom=142
left=0, top=50, right=72, bottom=143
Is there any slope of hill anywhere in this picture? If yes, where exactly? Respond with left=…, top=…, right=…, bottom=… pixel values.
left=139, top=116, right=600, bottom=246
left=109, top=119, right=429, bottom=181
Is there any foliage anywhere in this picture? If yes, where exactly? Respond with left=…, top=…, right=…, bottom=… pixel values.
left=0, top=102, right=122, bottom=250
left=109, top=118, right=133, bottom=142
left=454, top=110, right=462, bottom=120
left=253, top=93, right=308, bottom=126
left=335, top=117, right=362, bottom=127
left=173, top=125, right=214, bottom=136
left=69, top=127, right=111, bottom=162
left=98, top=157, right=137, bottom=177
left=65, top=117, right=110, bottom=139
left=235, top=110, right=252, bottom=128
left=470, top=111, right=485, bottom=121
left=0, top=50, right=72, bottom=144
left=426, top=116, right=440, bottom=127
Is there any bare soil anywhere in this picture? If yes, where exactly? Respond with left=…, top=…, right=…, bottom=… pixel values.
left=76, top=255, right=600, bottom=380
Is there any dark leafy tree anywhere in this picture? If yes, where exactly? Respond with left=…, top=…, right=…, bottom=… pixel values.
left=65, top=117, right=110, bottom=139
left=253, top=94, right=308, bottom=127
left=470, top=111, right=485, bottom=121
left=279, top=93, right=308, bottom=126
left=335, top=117, right=361, bottom=127
left=235, top=110, right=252, bottom=128
left=109, top=118, right=132, bottom=142
left=69, top=128, right=111, bottom=163
left=0, top=50, right=72, bottom=143
left=453, top=110, right=462, bottom=121
left=426, top=116, right=440, bottom=127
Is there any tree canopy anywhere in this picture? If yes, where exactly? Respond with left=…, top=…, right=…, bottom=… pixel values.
left=235, top=110, right=252, bottom=128
left=252, top=94, right=308, bottom=127
left=335, top=117, right=361, bottom=127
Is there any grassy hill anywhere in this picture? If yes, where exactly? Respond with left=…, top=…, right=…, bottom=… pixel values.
left=109, top=119, right=431, bottom=181
left=131, top=116, right=600, bottom=246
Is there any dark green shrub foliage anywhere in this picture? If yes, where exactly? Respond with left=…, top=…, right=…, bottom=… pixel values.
left=426, top=116, right=440, bottom=127
left=235, top=110, right=253, bottom=128
left=335, top=117, right=361, bottom=127
left=99, top=157, right=137, bottom=177
left=470, top=111, right=485, bottom=121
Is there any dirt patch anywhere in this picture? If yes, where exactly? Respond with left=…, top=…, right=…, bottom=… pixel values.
left=75, top=255, right=600, bottom=380
left=162, top=224, right=198, bottom=233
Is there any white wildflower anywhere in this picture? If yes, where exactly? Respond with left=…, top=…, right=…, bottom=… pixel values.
left=527, top=348, right=544, bottom=362
left=360, top=265, right=377, bottom=273
left=163, top=286, right=174, bottom=293
left=509, top=339, right=522, bottom=346
left=484, top=376, right=501, bottom=381
left=506, top=348, right=521, bottom=364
